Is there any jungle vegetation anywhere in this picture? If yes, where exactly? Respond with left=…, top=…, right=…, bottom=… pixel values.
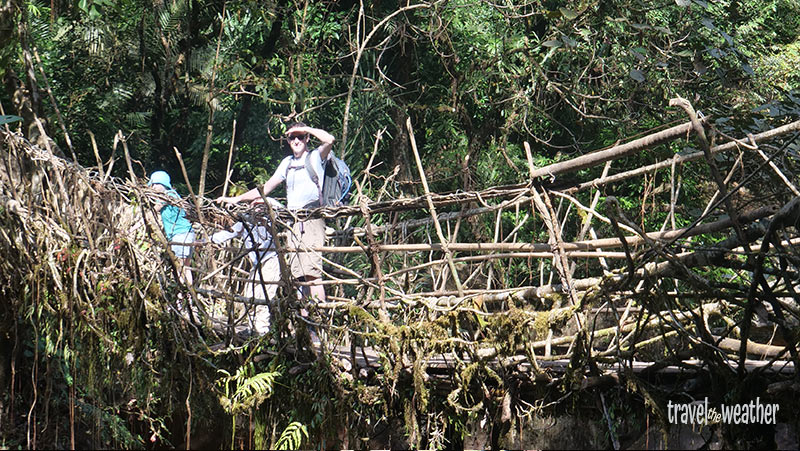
left=2, top=0, right=800, bottom=449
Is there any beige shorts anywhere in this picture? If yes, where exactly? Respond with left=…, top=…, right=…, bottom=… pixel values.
left=288, top=218, right=325, bottom=279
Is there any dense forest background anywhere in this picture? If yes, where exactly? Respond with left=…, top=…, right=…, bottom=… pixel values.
left=2, top=0, right=800, bottom=449
left=4, top=0, right=799, bottom=198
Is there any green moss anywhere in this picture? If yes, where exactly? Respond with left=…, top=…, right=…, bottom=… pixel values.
left=533, top=306, right=578, bottom=338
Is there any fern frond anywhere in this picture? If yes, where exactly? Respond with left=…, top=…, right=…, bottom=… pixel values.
left=275, top=421, right=308, bottom=450
left=81, top=24, right=106, bottom=56
left=231, top=371, right=279, bottom=403
left=186, top=81, right=211, bottom=107
left=112, top=85, right=134, bottom=102
left=217, top=368, right=281, bottom=414
left=124, top=111, right=151, bottom=129
left=188, top=47, right=215, bottom=74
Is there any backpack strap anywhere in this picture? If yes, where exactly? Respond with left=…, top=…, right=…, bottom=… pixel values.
left=306, top=150, right=324, bottom=205
left=282, top=155, right=294, bottom=180
left=283, top=150, right=323, bottom=207
left=283, top=152, right=321, bottom=184
left=304, top=150, right=320, bottom=188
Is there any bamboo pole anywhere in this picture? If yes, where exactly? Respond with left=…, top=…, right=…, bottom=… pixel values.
left=87, top=131, right=103, bottom=175
left=753, top=142, right=800, bottom=196
left=197, top=2, right=227, bottom=200
left=174, top=146, right=203, bottom=222
left=566, top=119, right=800, bottom=194
left=407, top=118, right=463, bottom=297
left=222, top=119, right=237, bottom=197
left=118, top=130, right=137, bottom=185
left=296, top=204, right=775, bottom=254
left=357, top=193, right=388, bottom=319
left=671, top=97, right=750, bottom=253
left=529, top=120, right=700, bottom=180
left=525, top=142, right=581, bottom=317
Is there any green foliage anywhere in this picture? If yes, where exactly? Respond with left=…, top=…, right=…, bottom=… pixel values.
left=217, top=364, right=281, bottom=415
left=78, top=0, right=113, bottom=21
left=75, top=400, right=147, bottom=448
left=5, top=0, right=796, bottom=199
left=2, top=0, right=800, bottom=448
left=275, top=421, right=309, bottom=450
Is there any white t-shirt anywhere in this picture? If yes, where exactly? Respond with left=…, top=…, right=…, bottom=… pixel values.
left=273, top=147, right=324, bottom=209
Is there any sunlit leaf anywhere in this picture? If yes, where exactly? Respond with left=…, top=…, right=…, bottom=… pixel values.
left=276, top=422, right=308, bottom=450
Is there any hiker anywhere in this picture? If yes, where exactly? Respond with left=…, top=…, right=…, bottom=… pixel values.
left=211, top=200, right=283, bottom=334
left=215, top=122, right=334, bottom=303
left=147, top=170, right=195, bottom=289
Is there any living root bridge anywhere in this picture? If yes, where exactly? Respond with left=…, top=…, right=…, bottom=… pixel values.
left=310, top=204, right=776, bottom=254
left=2, top=98, right=800, bottom=449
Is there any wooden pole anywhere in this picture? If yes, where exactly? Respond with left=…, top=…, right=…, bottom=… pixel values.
left=529, top=120, right=699, bottom=180
left=304, top=204, right=776, bottom=254
left=566, top=119, right=800, bottom=194
left=197, top=2, right=227, bottom=200
left=222, top=119, right=237, bottom=197
left=173, top=146, right=203, bottom=222
left=407, top=118, right=464, bottom=296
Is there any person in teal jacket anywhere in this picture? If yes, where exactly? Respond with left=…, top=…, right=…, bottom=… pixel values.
left=148, top=171, right=195, bottom=288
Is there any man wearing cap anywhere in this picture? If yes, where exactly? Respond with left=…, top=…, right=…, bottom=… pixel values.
left=148, top=170, right=195, bottom=287
left=215, top=122, right=334, bottom=303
